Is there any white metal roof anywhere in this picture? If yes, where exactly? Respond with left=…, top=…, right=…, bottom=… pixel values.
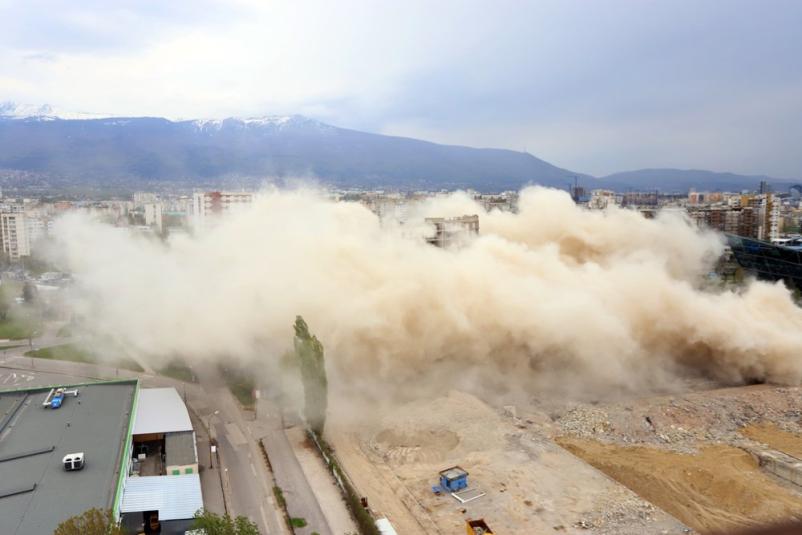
left=120, top=474, right=203, bottom=521
left=376, top=518, right=399, bottom=535
left=133, top=387, right=193, bottom=435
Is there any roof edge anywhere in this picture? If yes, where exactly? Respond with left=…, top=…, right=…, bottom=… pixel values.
left=0, top=377, right=139, bottom=395
left=113, top=379, right=140, bottom=518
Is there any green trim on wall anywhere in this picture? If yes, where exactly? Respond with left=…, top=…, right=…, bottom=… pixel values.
left=112, top=379, right=139, bottom=518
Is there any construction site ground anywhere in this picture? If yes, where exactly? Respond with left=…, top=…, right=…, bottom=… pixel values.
left=327, top=384, right=802, bottom=534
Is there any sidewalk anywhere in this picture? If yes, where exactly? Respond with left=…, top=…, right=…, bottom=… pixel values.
left=257, top=398, right=333, bottom=535
left=285, top=426, right=358, bottom=535
left=187, top=400, right=226, bottom=515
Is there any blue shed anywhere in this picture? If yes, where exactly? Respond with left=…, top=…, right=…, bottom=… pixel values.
left=439, top=466, right=469, bottom=492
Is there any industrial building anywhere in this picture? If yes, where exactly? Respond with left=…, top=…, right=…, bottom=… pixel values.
left=727, top=233, right=802, bottom=289
left=0, top=380, right=203, bottom=535
left=0, top=380, right=136, bottom=535
left=120, top=387, right=203, bottom=534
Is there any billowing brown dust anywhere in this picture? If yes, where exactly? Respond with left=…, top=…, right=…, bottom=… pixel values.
left=49, top=186, right=802, bottom=401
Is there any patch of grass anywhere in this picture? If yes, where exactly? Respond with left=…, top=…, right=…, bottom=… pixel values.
left=218, top=364, right=255, bottom=408
left=229, top=380, right=255, bottom=408
left=26, top=343, right=144, bottom=372
left=290, top=518, right=307, bottom=528
left=273, top=486, right=286, bottom=508
left=0, top=318, right=36, bottom=340
left=158, top=358, right=197, bottom=383
left=56, top=324, right=72, bottom=337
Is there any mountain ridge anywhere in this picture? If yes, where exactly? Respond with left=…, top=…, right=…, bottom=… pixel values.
left=0, top=102, right=796, bottom=193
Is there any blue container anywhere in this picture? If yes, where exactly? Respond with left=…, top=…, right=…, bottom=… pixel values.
left=438, top=466, right=468, bottom=492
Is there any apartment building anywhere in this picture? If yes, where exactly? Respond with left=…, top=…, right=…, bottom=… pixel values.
left=687, top=193, right=780, bottom=241
left=0, top=210, right=29, bottom=260
left=192, top=191, right=254, bottom=225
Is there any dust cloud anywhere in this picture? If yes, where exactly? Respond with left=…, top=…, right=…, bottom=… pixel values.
left=49, top=187, right=802, bottom=401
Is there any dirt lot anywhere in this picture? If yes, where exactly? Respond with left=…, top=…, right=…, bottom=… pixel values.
left=327, top=384, right=802, bottom=535
left=328, top=391, right=688, bottom=535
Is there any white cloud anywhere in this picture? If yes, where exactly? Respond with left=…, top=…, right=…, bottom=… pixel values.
left=1, top=0, right=801, bottom=177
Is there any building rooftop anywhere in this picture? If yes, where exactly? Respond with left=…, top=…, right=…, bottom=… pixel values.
left=120, top=474, right=202, bottom=521
left=0, top=380, right=136, bottom=535
left=165, top=430, right=197, bottom=467
left=133, top=387, right=192, bottom=435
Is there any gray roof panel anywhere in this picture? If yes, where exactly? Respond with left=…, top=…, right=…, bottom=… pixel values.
left=120, top=474, right=202, bottom=521
left=0, top=381, right=137, bottom=535
left=133, top=388, right=192, bottom=435
left=165, top=431, right=197, bottom=467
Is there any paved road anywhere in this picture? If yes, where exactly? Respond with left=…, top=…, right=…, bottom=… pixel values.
left=0, top=366, right=87, bottom=388
left=192, top=364, right=288, bottom=535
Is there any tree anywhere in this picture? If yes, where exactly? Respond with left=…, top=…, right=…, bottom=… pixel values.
left=293, top=316, right=328, bottom=435
left=192, top=509, right=259, bottom=535
left=22, top=281, right=38, bottom=304
left=0, top=284, right=10, bottom=321
left=53, top=508, right=125, bottom=535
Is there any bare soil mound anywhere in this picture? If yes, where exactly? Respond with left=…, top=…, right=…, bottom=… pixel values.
left=366, top=390, right=506, bottom=466
left=558, top=437, right=802, bottom=533
left=742, top=422, right=802, bottom=458
left=373, top=428, right=460, bottom=464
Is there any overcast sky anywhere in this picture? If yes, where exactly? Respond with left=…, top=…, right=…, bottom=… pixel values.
left=1, top=0, right=801, bottom=178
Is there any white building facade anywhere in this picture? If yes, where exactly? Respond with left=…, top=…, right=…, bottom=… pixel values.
left=1, top=211, right=29, bottom=260
left=192, top=191, right=254, bottom=226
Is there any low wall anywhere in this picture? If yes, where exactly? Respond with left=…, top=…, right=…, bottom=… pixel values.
left=750, top=448, right=802, bottom=487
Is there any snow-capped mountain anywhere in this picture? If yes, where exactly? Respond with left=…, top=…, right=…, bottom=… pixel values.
left=0, top=107, right=581, bottom=191
left=0, top=104, right=792, bottom=192
left=1, top=102, right=332, bottom=130
left=187, top=114, right=335, bottom=134
left=0, top=101, right=105, bottom=120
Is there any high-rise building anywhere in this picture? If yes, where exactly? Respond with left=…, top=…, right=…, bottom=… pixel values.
left=192, top=191, right=254, bottom=225
left=1, top=211, right=29, bottom=260
left=143, top=202, right=163, bottom=232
